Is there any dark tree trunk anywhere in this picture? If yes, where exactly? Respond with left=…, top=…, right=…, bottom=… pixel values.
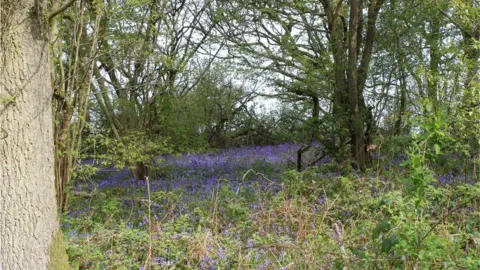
left=394, top=71, right=407, bottom=136
left=132, top=162, right=150, bottom=181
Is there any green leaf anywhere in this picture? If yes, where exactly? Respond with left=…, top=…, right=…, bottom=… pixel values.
left=381, top=236, right=399, bottom=253
left=400, top=160, right=411, bottom=167
left=350, top=247, right=368, bottom=259
left=434, top=144, right=441, bottom=155
left=334, top=258, right=344, bottom=270
left=372, top=220, right=391, bottom=239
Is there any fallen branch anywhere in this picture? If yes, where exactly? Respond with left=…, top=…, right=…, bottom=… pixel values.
left=72, top=190, right=98, bottom=198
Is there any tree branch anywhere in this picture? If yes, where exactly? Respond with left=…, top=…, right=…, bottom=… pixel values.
left=48, top=0, right=76, bottom=23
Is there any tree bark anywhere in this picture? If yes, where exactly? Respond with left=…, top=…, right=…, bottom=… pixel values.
left=93, top=64, right=123, bottom=132
left=427, top=17, right=440, bottom=108
left=348, top=0, right=367, bottom=170
left=462, top=28, right=479, bottom=106
left=0, top=0, right=68, bottom=268
left=392, top=16, right=408, bottom=136
left=312, top=95, right=320, bottom=140
left=323, top=0, right=384, bottom=171
left=394, top=72, right=407, bottom=135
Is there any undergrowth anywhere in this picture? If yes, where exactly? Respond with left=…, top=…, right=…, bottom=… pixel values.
left=62, top=119, right=480, bottom=269
left=63, top=167, right=479, bottom=269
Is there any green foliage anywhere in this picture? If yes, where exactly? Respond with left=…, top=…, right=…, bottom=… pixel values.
left=216, top=180, right=251, bottom=224
left=71, top=164, right=99, bottom=181
left=66, top=222, right=150, bottom=269
left=359, top=109, right=480, bottom=268
left=45, top=0, right=480, bottom=268
left=63, top=162, right=480, bottom=269
left=153, top=94, right=209, bottom=151
left=97, top=131, right=173, bottom=177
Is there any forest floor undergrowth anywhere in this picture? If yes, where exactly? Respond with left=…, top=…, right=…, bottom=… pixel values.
left=63, top=144, right=479, bottom=269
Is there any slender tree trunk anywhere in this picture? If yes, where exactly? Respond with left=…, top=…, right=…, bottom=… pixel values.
left=312, top=95, right=320, bottom=140
left=93, top=64, right=123, bottom=132
left=53, top=9, right=101, bottom=212
left=427, top=17, right=440, bottom=108
left=462, top=31, right=480, bottom=106
left=0, top=0, right=68, bottom=268
left=92, top=84, right=121, bottom=139
left=392, top=17, right=408, bottom=136
left=347, top=0, right=371, bottom=171
left=394, top=73, right=407, bottom=135
left=460, top=1, right=480, bottom=176
left=325, top=0, right=350, bottom=158
left=55, top=102, right=73, bottom=212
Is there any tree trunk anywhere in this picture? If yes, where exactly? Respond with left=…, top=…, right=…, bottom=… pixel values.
left=325, top=1, right=350, bottom=160
left=393, top=21, right=408, bottom=136
left=55, top=102, right=73, bottom=212
left=323, top=0, right=383, bottom=171
left=394, top=73, right=407, bottom=135
left=427, top=17, right=440, bottom=109
left=312, top=95, right=320, bottom=140
left=0, top=0, right=68, bottom=268
left=92, top=84, right=121, bottom=139
left=462, top=30, right=480, bottom=106
left=133, top=162, right=150, bottom=181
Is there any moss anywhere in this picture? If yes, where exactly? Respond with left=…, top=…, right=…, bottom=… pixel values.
left=49, top=230, right=70, bottom=270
